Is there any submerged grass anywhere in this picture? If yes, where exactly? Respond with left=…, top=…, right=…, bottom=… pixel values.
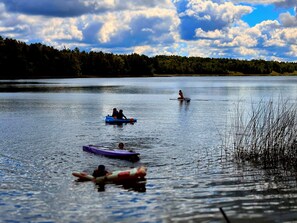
left=222, top=99, right=297, bottom=173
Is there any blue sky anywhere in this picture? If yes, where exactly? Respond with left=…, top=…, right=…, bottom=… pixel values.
left=242, top=4, right=295, bottom=26
left=0, top=0, right=296, bottom=61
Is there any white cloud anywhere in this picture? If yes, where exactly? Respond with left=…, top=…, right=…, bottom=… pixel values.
left=40, top=18, right=83, bottom=41
left=236, top=46, right=260, bottom=57
left=177, top=0, right=252, bottom=40
left=287, top=45, right=297, bottom=57
left=195, top=28, right=223, bottom=39
left=229, top=0, right=281, bottom=4
left=97, top=14, right=123, bottom=43
left=279, top=9, right=297, bottom=27
left=0, top=0, right=296, bottom=61
left=282, top=28, right=297, bottom=43
left=265, top=27, right=297, bottom=47
left=0, top=0, right=179, bottom=49
left=94, top=7, right=179, bottom=47
left=183, top=0, right=252, bottom=24
left=195, top=20, right=258, bottom=48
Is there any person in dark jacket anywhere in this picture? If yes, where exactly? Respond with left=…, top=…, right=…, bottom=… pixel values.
left=92, top=165, right=109, bottom=178
left=117, top=109, right=127, bottom=119
left=112, top=108, right=118, bottom=118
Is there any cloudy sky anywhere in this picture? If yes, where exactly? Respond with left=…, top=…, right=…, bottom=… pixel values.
left=0, top=0, right=296, bottom=61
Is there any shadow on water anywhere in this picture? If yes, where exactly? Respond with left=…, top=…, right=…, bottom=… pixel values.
left=74, top=179, right=147, bottom=193
left=179, top=99, right=190, bottom=111
left=0, top=84, right=120, bottom=93
left=96, top=180, right=147, bottom=193
left=105, top=122, right=136, bottom=127
left=0, top=82, right=154, bottom=94
left=95, top=154, right=140, bottom=163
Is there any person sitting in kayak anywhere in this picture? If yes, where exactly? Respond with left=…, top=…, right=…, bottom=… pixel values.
left=112, top=108, right=118, bottom=118
left=118, top=142, right=125, bottom=149
left=92, top=165, right=109, bottom=178
left=178, top=90, right=184, bottom=99
left=117, top=109, right=127, bottom=119
left=118, top=142, right=135, bottom=153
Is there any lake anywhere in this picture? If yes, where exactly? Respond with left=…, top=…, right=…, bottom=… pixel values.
left=1, top=76, right=297, bottom=223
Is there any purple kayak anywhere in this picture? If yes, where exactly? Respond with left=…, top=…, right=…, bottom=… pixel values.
left=83, top=145, right=140, bottom=161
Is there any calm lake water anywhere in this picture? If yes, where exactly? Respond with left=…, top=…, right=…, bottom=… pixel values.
left=1, top=76, right=297, bottom=223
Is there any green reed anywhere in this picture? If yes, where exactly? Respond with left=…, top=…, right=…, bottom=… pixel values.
left=222, top=99, right=297, bottom=171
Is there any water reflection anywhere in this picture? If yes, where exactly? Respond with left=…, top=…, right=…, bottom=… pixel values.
left=0, top=85, right=120, bottom=93
left=74, top=178, right=147, bottom=193
left=105, top=122, right=136, bottom=127
left=0, top=81, right=156, bottom=94
left=179, top=99, right=190, bottom=111
left=96, top=181, right=147, bottom=193
left=2, top=77, right=297, bottom=222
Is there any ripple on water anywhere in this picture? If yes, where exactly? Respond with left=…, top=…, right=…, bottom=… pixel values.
left=2, top=77, right=297, bottom=222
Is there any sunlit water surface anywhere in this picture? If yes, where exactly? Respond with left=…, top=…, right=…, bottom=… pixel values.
left=1, top=76, right=297, bottom=223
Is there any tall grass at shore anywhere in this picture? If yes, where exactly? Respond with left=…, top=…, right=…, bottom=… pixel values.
left=222, top=99, right=297, bottom=172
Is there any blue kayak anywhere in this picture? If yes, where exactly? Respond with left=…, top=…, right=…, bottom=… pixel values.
left=105, top=115, right=137, bottom=124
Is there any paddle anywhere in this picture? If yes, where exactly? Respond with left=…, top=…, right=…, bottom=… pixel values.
left=219, top=207, right=231, bottom=223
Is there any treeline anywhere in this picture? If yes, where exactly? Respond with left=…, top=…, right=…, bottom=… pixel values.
left=1, top=36, right=297, bottom=79
left=0, top=36, right=153, bottom=79
left=154, top=56, right=297, bottom=75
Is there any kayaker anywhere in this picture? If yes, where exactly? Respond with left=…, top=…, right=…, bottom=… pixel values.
left=92, top=165, right=109, bottom=178
left=118, top=142, right=124, bottom=149
left=118, top=142, right=135, bottom=153
left=117, top=109, right=127, bottom=119
left=178, top=90, right=184, bottom=99
left=112, top=108, right=118, bottom=118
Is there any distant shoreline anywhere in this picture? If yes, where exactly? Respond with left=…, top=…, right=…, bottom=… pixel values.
left=153, top=71, right=297, bottom=77
left=1, top=72, right=297, bottom=80
left=2, top=36, right=297, bottom=79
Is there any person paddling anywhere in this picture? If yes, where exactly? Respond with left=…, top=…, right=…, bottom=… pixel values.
left=178, top=90, right=184, bottom=99
left=117, top=109, right=127, bottom=119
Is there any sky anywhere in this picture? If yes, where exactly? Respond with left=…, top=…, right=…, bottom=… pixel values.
left=0, top=0, right=296, bottom=61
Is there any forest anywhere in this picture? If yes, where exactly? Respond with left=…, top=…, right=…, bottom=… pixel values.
left=1, top=36, right=297, bottom=79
